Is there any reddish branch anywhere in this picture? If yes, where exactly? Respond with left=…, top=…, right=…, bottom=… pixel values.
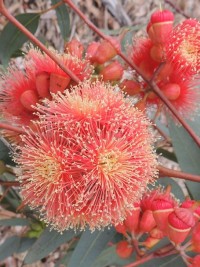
left=0, top=180, right=20, bottom=187
left=63, top=0, right=200, bottom=148
left=0, top=122, right=26, bottom=134
left=158, top=165, right=200, bottom=183
left=0, top=0, right=80, bottom=84
left=164, top=0, right=190, bottom=19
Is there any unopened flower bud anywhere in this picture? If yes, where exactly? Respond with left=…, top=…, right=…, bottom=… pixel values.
left=181, top=199, right=200, bottom=222
left=150, top=227, right=165, bottom=239
left=150, top=9, right=174, bottom=44
left=124, top=202, right=140, bottom=233
left=191, top=223, right=200, bottom=252
left=190, top=255, right=200, bottom=267
left=64, top=38, right=84, bottom=59
left=49, top=73, right=70, bottom=94
left=100, top=61, right=124, bottom=81
left=35, top=72, right=50, bottom=98
left=152, top=189, right=176, bottom=232
left=86, top=42, right=100, bottom=62
left=116, top=240, right=134, bottom=259
left=120, top=79, right=141, bottom=96
left=168, top=207, right=195, bottom=245
left=93, top=38, right=119, bottom=64
left=20, top=90, right=39, bottom=111
left=161, top=83, right=181, bottom=101
left=115, top=222, right=127, bottom=235
left=139, top=210, right=156, bottom=233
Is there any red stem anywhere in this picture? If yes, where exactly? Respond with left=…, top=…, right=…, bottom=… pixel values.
left=0, top=180, right=20, bottom=187
left=63, top=0, right=200, bottom=148
left=158, top=165, right=200, bottom=183
left=0, top=0, right=80, bottom=84
left=123, top=248, right=177, bottom=267
left=0, top=122, right=26, bottom=134
left=164, top=0, right=190, bottom=19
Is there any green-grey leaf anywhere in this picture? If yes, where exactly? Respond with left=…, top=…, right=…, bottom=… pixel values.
left=0, top=236, right=36, bottom=261
left=24, top=227, right=77, bottom=264
left=93, top=246, right=135, bottom=267
left=51, top=0, right=70, bottom=40
left=0, top=13, right=40, bottom=65
left=0, top=218, right=30, bottom=226
left=0, top=236, right=20, bottom=261
left=168, top=116, right=200, bottom=199
left=68, top=227, right=116, bottom=267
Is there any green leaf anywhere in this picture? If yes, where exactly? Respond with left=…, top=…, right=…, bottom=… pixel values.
left=0, top=236, right=36, bottom=261
left=168, top=116, right=200, bottom=199
left=0, top=218, right=30, bottom=226
left=93, top=246, right=135, bottom=267
left=141, top=254, right=185, bottom=267
left=24, top=227, right=77, bottom=264
left=0, top=236, right=20, bottom=261
left=0, top=13, right=40, bottom=65
left=68, top=227, right=116, bottom=267
left=51, top=0, right=70, bottom=40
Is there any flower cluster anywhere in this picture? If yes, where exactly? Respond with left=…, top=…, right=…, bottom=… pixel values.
left=122, top=10, right=200, bottom=119
left=14, top=80, right=157, bottom=231
left=0, top=48, right=92, bottom=126
left=114, top=186, right=200, bottom=266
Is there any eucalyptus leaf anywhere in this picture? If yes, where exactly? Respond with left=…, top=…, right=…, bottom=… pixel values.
left=68, top=227, right=116, bottom=267
left=0, top=218, right=30, bottom=226
left=0, top=13, right=40, bottom=65
left=51, top=0, right=70, bottom=40
left=24, top=227, right=77, bottom=264
left=93, top=246, right=135, bottom=267
left=168, top=116, right=200, bottom=199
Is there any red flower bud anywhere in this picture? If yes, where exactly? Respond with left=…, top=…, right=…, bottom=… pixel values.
left=20, top=90, right=39, bottom=111
left=139, top=210, right=156, bottom=233
left=190, top=255, right=200, bottom=267
left=86, top=42, right=100, bottom=62
left=93, top=38, right=119, bottom=64
left=124, top=202, right=140, bottom=233
left=150, top=44, right=165, bottom=62
left=49, top=73, right=70, bottom=94
left=64, top=38, right=84, bottom=59
left=35, top=72, right=50, bottom=98
left=150, top=227, right=165, bottom=239
left=150, top=9, right=174, bottom=44
left=120, top=79, right=141, bottom=96
left=115, top=222, right=127, bottom=235
left=100, top=61, right=124, bottom=81
left=161, top=83, right=181, bottom=101
left=168, top=207, right=195, bottom=244
left=191, top=223, right=200, bottom=252
left=116, top=241, right=134, bottom=259
left=181, top=199, right=200, bottom=221
left=151, top=188, right=176, bottom=232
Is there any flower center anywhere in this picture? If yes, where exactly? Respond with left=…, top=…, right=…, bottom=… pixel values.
left=98, top=150, right=120, bottom=174
left=179, top=39, right=199, bottom=65
left=35, top=155, right=61, bottom=182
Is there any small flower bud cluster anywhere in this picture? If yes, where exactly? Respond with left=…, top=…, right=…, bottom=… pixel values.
left=124, top=9, right=200, bottom=119
left=114, top=186, right=200, bottom=262
left=65, top=37, right=124, bottom=83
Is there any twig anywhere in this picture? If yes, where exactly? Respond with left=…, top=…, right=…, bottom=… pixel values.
left=0, top=122, right=26, bottom=134
left=63, top=0, right=200, bottom=148
left=158, top=165, right=200, bottom=182
left=164, top=0, right=190, bottom=19
left=0, top=180, right=20, bottom=187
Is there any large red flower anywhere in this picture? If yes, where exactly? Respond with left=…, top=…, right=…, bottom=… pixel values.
left=14, top=81, right=157, bottom=231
